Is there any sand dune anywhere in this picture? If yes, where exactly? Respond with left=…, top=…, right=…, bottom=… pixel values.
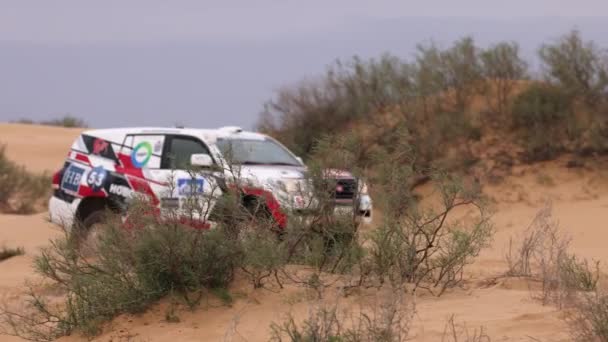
left=0, top=123, right=83, bottom=173
left=1, top=123, right=607, bottom=341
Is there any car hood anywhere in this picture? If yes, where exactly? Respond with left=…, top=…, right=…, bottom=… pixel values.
left=236, top=165, right=306, bottom=182
left=234, top=165, right=355, bottom=183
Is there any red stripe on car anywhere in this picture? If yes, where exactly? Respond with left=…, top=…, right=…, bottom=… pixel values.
left=239, top=186, right=287, bottom=229
left=115, top=153, right=167, bottom=186
left=78, top=185, right=107, bottom=198
left=74, top=153, right=91, bottom=165
left=126, top=175, right=160, bottom=206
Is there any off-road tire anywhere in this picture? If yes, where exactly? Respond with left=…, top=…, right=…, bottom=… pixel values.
left=72, top=210, right=107, bottom=256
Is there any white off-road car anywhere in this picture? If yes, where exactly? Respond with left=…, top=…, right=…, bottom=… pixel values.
left=49, top=126, right=373, bottom=231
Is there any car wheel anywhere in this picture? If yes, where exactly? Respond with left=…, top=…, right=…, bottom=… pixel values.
left=77, top=210, right=107, bottom=256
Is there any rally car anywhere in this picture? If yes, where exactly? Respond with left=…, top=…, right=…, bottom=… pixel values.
left=48, top=126, right=373, bottom=233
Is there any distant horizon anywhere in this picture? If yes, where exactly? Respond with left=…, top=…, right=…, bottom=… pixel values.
left=1, top=5, right=607, bottom=129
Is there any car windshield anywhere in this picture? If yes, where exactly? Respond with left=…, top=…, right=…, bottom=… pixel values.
left=216, top=138, right=302, bottom=166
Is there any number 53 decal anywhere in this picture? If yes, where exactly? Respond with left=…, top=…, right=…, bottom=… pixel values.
left=86, top=166, right=108, bottom=191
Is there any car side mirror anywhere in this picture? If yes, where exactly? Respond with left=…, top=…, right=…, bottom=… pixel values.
left=296, top=156, right=303, bottom=164
left=190, top=153, right=214, bottom=167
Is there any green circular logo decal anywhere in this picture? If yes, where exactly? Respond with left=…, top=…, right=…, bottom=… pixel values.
left=131, top=142, right=152, bottom=168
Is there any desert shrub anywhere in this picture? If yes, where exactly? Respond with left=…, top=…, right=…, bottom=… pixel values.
left=540, top=30, right=608, bottom=106
left=270, top=286, right=414, bottom=342
left=441, top=315, right=491, bottom=342
left=583, top=120, right=608, bottom=154
left=480, top=41, right=528, bottom=117
left=302, top=133, right=493, bottom=295
left=258, top=37, right=490, bottom=178
left=0, top=246, right=24, bottom=262
left=130, top=221, right=241, bottom=297
left=0, top=197, right=243, bottom=339
left=243, top=132, right=493, bottom=298
left=539, top=250, right=600, bottom=308
left=414, top=37, right=483, bottom=112
left=12, top=118, right=35, bottom=124
left=259, top=32, right=608, bottom=171
left=505, top=205, right=600, bottom=308
left=13, top=115, right=88, bottom=128
left=511, top=83, right=576, bottom=161
left=259, top=38, right=485, bottom=160
left=41, top=115, right=88, bottom=128
left=568, top=290, right=608, bottom=342
left=15, top=171, right=52, bottom=214
left=366, top=174, right=492, bottom=295
left=258, top=54, right=414, bottom=158
left=0, top=146, right=21, bottom=208
left=436, top=111, right=481, bottom=142
left=319, top=130, right=494, bottom=295
left=239, top=224, right=287, bottom=289
left=0, top=145, right=51, bottom=214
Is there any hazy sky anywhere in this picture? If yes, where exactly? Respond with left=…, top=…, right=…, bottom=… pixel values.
left=1, top=1, right=607, bottom=129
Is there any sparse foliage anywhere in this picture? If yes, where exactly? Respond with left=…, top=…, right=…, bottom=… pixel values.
left=258, top=55, right=414, bottom=157
left=270, top=286, right=414, bottom=342
left=505, top=205, right=600, bottom=309
left=41, top=115, right=88, bottom=128
left=260, top=31, right=608, bottom=167
left=568, top=290, right=608, bottom=342
left=441, top=315, right=491, bottom=342
left=0, top=198, right=243, bottom=339
left=367, top=172, right=492, bottom=295
left=511, top=83, right=576, bottom=161
left=0, top=145, right=51, bottom=214
left=14, top=115, right=88, bottom=128
left=540, top=30, right=608, bottom=105
left=414, top=37, right=483, bottom=112
left=480, top=41, right=528, bottom=116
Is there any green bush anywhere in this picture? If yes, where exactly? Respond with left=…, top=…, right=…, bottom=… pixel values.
left=13, top=115, right=88, bottom=128
left=0, top=146, right=21, bottom=208
left=131, top=221, right=240, bottom=294
left=0, top=205, right=243, bottom=337
left=480, top=41, right=528, bottom=117
left=505, top=205, right=600, bottom=310
left=259, top=32, right=608, bottom=170
left=540, top=30, right=608, bottom=105
left=258, top=54, right=415, bottom=157
left=0, top=145, right=51, bottom=214
left=569, top=292, right=608, bottom=342
left=41, top=115, right=88, bottom=128
left=511, top=83, right=575, bottom=161
left=414, top=37, right=483, bottom=112
left=270, top=287, right=414, bottom=342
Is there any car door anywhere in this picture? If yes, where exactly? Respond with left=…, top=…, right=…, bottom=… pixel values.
left=154, top=135, right=223, bottom=222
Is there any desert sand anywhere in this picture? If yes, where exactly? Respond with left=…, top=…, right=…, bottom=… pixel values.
left=1, top=123, right=607, bottom=341
left=0, top=124, right=83, bottom=174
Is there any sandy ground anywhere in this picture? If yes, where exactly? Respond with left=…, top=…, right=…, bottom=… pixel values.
left=0, top=123, right=83, bottom=173
left=1, top=124, right=607, bottom=341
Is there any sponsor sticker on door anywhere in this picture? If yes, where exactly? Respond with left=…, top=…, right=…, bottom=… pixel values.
left=109, top=184, right=132, bottom=197
left=86, top=166, right=108, bottom=192
left=177, top=178, right=204, bottom=196
left=61, top=164, right=85, bottom=193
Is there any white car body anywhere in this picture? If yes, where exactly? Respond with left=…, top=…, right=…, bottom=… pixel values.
left=48, top=126, right=372, bottom=230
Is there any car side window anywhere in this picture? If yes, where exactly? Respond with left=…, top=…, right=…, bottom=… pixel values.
left=161, top=136, right=211, bottom=170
